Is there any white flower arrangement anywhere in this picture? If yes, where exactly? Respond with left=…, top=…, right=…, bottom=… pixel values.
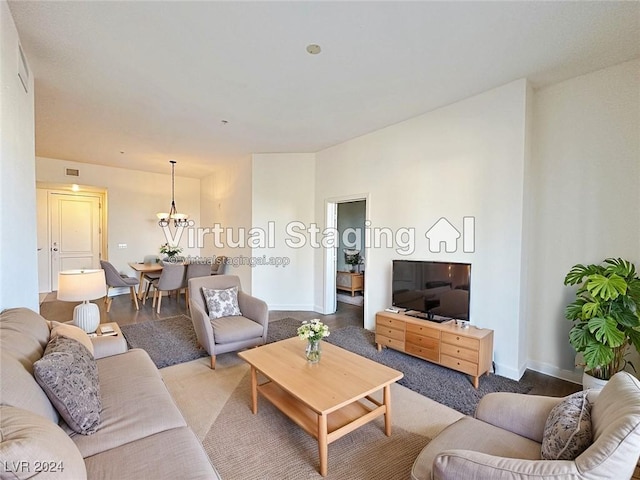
left=297, top=319, right=330, bottom=343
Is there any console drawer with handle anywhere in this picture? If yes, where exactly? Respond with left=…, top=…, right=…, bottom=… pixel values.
left=440, top=342, right=479, bottom=364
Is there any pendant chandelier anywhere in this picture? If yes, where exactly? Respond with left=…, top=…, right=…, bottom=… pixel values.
left=157, top=160, right=189, bottom=227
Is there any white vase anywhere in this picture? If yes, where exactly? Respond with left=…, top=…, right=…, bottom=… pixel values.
left=582, top=371, right=609, bottom=390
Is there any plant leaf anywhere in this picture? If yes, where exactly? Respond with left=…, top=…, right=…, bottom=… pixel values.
left=565, top=298, right=587, bottom=320
left=569, top=323, right=593, bottom=351
left=588, top=316, right=626, bottom=347
left=581, top=300, right=601, bottom=319
left=586, top=273, right=627, bottom=300
left=627, top=328, right=640, bottom=353
left=564, top=264, right=603, bottom=286
left=604, top=258, right=636, bottom=279
left=583, top=342, right=614, bottom=371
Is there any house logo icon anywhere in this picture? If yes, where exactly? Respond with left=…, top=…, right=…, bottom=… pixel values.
left=425, top=217, right=475, bottom=253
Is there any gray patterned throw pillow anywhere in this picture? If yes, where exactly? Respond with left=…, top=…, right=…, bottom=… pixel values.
left=541, top=390, right=592, bottom=460
left=33, top=336, right=102, bottom=435
left=202, top=286, right=242, bottom=319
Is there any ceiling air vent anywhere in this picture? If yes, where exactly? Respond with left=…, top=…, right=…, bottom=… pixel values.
left=65, top=168, right=80, bottom=177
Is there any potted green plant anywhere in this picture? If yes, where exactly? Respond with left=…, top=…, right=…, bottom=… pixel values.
left=344, top=249, right=361, bottom=273
left=160, top=243, right=183, bottom=260
left=564, top=258, right=640, bottom=387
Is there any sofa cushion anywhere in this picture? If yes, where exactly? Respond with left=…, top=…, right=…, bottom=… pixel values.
left=0, top=308, right=60, bottom=423
left=202, top=286, right=241, bottom=319
left=84, top=427, right=220, bottom=480
left=0, top=405, right=87, bottom=480
left=67, top=348, right=187, bottom=458
left=210, top=315, right=264, bottom=344
left=33, top=336, right=102, bottom=435
left=541, top=390, right=592, bottom=460
left=48, top=321, right=94, bottom=356
left=411, top=416, right=542, bottom=480
left=0, top=351, right=60, bottom=424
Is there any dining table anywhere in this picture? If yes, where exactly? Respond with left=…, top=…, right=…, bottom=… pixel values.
left=128, top=262, right=163, bottom=300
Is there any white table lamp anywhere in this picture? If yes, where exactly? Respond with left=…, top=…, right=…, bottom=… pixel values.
left=57, top=269, right=106, bottom=333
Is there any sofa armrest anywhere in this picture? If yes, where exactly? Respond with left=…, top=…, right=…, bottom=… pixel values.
left=91, top=335, right=128, bottom=359
left=433, top=450, right=578, bottom=480
left=475, top=392, right=563, bottom=443
left=238, top=292, right=268, bottom=328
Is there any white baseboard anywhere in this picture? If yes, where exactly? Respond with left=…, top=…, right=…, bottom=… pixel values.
left=493, top=362, right=521, bottom=381
left=527, top=360, right=582, bottom=384
left=268, top=303, right=315, bottom=311
left=107, top=287, right=129, bottom=297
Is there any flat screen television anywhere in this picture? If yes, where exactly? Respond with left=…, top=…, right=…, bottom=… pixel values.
left=392, top=260, right=471, bottom=321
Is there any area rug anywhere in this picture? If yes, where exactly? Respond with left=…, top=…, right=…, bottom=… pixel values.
left=119, top=315, right=207, bottom=368
left=269, top=318, right=532, bottom=416
left=202, top=370, right=428, bottom=480
left=337, top=292, right=364, bottom=306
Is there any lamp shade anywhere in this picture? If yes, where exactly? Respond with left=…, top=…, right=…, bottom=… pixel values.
left=57, top=269, right=106, bottom=302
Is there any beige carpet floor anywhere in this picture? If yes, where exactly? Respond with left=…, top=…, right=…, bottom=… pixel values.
left=161, top=352, right=463, bottom=479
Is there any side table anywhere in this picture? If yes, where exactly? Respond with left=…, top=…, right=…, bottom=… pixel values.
left=90, top=322, right=128, bottom=358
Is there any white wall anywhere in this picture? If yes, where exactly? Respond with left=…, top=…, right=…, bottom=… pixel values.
left=200, top=156, right=253, bottom=292
left=314, top=79, right=530, bottom=379
left=35, top=157, right=201, bottom=280
left=526, top=59, right=640, bottom=382
left=251, top=153, right=315, bottom=309
left=0, top=1, right=38, bottom=311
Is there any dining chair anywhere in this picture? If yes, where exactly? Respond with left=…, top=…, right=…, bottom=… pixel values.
left=147, top=262, right=187, bottom=314
left=211, top=256, right=227, bottom=275
left=100, top=260, right=139, bottom=312
left=141, top=254, right=161, bottom=294
left=184, top=262, right=212, bottom=312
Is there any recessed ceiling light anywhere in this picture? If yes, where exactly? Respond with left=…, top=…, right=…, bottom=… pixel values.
left=306, top=44, right=321, bottom=55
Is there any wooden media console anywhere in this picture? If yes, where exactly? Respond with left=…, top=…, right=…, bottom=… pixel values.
left=375, top=311, right=494, bottom=388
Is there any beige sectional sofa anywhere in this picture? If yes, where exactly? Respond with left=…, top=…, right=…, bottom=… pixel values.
left=0, top=307, right=220, bottom=480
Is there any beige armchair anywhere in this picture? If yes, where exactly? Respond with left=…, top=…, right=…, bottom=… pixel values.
left=411, top=371, right=640, bottom=480
left=188, top=275, right=268, bottom=369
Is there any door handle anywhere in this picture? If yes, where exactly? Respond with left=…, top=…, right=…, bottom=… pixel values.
left=52, top=248, right=58, bottom=252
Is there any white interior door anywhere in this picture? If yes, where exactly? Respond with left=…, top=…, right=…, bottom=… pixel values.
left=49, top=193, right=102, bottom=291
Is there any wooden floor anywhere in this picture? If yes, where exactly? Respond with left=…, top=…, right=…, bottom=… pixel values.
left=40, top=292, right=580, bottom=397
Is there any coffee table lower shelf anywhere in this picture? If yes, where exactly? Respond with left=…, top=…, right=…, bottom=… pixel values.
left=256, top=380, right=390, bottom=475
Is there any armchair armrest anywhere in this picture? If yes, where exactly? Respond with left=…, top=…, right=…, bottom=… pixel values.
left=433, top=450, right=578, bottom=480
left=238, top=291, right=268, bottom=328
left=190, top=301, right=215, bottom=354
left=475, top=392, right=563, bottom=443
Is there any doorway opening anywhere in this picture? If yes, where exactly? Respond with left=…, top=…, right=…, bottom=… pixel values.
left=322, top=194, right=369, bottom=324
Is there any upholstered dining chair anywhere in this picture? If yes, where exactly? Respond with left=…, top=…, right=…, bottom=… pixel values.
left=210, top=256, right=227, bottom=275
left=144, top=262, right=187, bottom=314
left=184, top=262, right=212, bottom=311
left=188, top=275, right=268, bottom=369
left=100, top=260, right=139, bottom=312
left=141, top=254, right=161, bottom=294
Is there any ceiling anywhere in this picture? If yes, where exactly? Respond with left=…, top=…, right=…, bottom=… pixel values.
left=8, top=1, right=640, bottom=178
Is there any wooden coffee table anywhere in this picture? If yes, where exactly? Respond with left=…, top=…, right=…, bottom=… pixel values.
left=238, top=337, right=403, bottom=476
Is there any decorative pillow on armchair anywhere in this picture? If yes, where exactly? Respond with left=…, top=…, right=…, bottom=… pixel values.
left=202, top=286, right=242, bottom=319
left=541, top=390, right=592, bottom=460
left=33, top=336, right=102, bottom=435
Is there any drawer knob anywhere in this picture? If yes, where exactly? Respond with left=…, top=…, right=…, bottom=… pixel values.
left=457, top=349, right=460, bottom=353
left=456, top=336, right=460, bottom=340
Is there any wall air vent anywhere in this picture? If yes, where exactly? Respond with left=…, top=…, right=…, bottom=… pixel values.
left=18, top=43, right=29, bottom=94
left=65, top=168, right=80, bottom=177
